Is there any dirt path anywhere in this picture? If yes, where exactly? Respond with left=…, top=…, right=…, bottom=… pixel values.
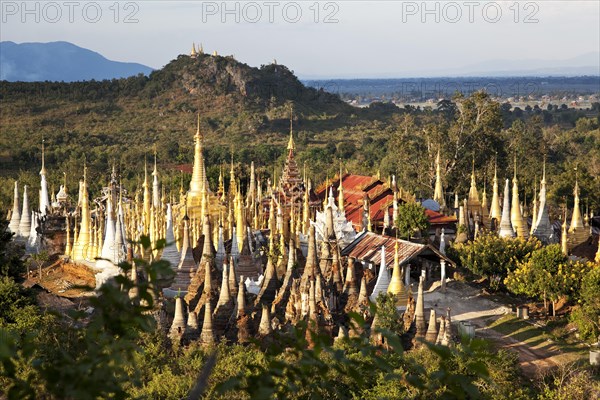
left=421, top=281, right=569, bottom=378
left=474, top=322, right=558, bottom=377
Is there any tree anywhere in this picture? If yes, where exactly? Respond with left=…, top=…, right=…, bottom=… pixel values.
left=569, top=266, right=600, bottom=342
left=374, top=292, right=404, bottom=336
left=395, top=202, right=430, bottom=240
left=447, top=234, right=541, bottom=291
left=505, top=245, right=595, bottom=316
left=29, top=251, right=49, bottom=281
left=506, top=245, right=567, bottom=315
left=0, top=220, right=25, bottom=279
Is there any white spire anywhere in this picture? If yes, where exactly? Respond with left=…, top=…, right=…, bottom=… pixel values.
left=26, top=211, right=39, bottom=253
left=230, top=227, right=240, bottom=263
left=532, top=161, right=553, bottom=243
left=370, top=246, right=390, bottom=302
left=8, top=181, right=20, bottom=234
left=152, top=152, right=160, bottom=209
left=215, top=224, right=226, bottom=271
left=499, top=179, right=515, bottom=238
left=98, top=196, right=117, bottom=269
left=114, top=211, right=126, bottom=264
left=18, top=185, right=31, bottom=240
left=39, top=140, right=50, bottom=216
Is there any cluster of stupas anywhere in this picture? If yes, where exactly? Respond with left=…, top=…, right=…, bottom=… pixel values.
left=433, top=150, right=593, bottom=254
left=5, top=104, right=596, bottom=347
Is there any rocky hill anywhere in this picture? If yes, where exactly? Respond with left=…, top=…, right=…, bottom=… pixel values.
left=0, top=51, right=358, bottom=209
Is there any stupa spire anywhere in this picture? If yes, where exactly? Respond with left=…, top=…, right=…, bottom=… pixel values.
left=370, top=246, right=391, bottom=302
left=425, top=309, right=438, bottom=343
left=98, top=195, right=117, bottom=269
left=8, top=181, right=20, bottom=234
left=388, top=241, right=408, bottom=305
left=39, top=139, right=50, bottom=216
left=467, top=157, right=481, bottom=210
left=415, top=276, right=426, bottom=336
left=287, top=105, right=295, bottom=151
left=498, top=179, right=515, bottom=238
left=199, top=302, right=215, bottom=346
left=433, top=149, right=444, bottom=206
left=189, top=114, right=207, bottom=202
left=532, top=157, right=553, bottom=243
left=530, top=179, right=538, bottom=235
left=569, top=167, right=584, bottom=231
left=143, top=158, right=151, bottom=233
left=18, top=186, right=31, bottom=240
left=510, top=155, right=528, bottom=238
left=152, top=149, right=160, bottom=209
left=490, top=157, right=502, bottom=222
left=72, top=163, right=91, bottom=261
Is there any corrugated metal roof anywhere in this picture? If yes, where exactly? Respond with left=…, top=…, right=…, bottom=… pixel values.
left=316, top=174, right=396, bottom=228
left=425, top=209, right=457, bottom=225
left=341, top=231, right=453, bottom=268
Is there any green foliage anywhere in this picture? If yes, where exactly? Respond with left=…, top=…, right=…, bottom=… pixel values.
left=537, top=362, right=600, bottom=400
left=374, top=292, right=404, bottom=336
left=395, top=202, right=430, bottom=239
left=2, top=70, right=599, bottom=216
left=0, top=236, right=175, bottom=399
left=505, top=245, right=596, bottom=309
left=0, top=220, right=25, bottom=279
left=447, top=234, right=541, bottom=291
left=0, top=277, right=38, bottom=329
left=569, top=266, right=600, bottom=342
left=217, top=317, right=529, bottom=400
left=0, top=228, right=593, bottom=399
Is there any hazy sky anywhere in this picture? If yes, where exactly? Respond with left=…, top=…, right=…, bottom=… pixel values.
left=1, top=1, right=598, bottom=78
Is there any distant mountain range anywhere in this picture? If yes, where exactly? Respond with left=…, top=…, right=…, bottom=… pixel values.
left=0, top=41, right=153, bottom=82
left=1, top=41, right=598, bottom=83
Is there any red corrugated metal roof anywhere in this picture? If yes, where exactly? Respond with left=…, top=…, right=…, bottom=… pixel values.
left=425, top=209, right=457, bottom=225
left=316, top=174, right=396, bottom=228
left=315, top=175, right=456, bottom=229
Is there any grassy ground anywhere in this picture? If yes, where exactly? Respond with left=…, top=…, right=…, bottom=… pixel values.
left=488, top=314, right=588, bottom=363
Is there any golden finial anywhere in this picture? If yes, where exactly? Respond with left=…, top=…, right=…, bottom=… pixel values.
left=574, top=164, right=579, bottom=196
left=195, top=113, right=202, bottom=141
left=83, top=157, right=87, bottom=184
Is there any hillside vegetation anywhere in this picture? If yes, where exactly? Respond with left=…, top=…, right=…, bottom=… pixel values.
left=0, top=53, right=598, bottom=216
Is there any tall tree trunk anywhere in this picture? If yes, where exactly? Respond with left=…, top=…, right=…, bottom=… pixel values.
left=543, top=290, right=547, bottom=318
